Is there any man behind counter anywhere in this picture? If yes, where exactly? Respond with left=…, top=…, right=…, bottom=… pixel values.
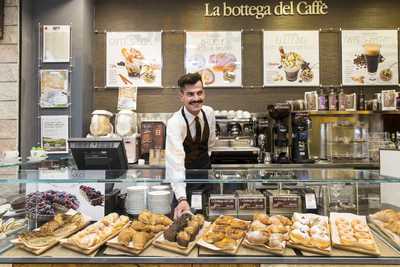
left=165, top=73, right=216, bottom=218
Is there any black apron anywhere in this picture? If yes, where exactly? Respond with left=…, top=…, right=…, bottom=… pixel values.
left=172, top=108, right=212, bottom=211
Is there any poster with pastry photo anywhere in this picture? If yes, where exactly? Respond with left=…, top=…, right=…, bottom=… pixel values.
left=263, top=30, right=320, bottom=87
left=341, top=30, right=398, bottom=86
left=40, top=69, right=69, bottom=108
left=106, top=32, right=162, bottom=88
left=185, top=31, right=242, bottom=87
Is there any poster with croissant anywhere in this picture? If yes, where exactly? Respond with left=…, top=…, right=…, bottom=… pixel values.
left=106, top=32, right=162, bottom=88
left=40, top=69, right=69, bottom=108
left=263, top=31, right=320, bottom=87
left=185, top=31, right=242, bottom=87
left=341, top=30, right=398, bottom=86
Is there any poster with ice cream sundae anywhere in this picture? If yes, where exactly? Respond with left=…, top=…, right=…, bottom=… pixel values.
left=263, top=31, right=320, bottom=87
left=106, top=32, right=162, bottom=88
left=341, top=30, right=398, bottom=86
left=186, top=31, right=242, bottom=87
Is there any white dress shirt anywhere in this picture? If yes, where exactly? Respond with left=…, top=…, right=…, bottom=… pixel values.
left=165, top=105, right=216, bottom=200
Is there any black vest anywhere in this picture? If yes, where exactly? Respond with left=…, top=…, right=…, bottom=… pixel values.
left=181, top=108, right=211, bottom=171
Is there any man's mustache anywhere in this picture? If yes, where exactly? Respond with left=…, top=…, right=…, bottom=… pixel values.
left=189, top=100, right=203, bottom=105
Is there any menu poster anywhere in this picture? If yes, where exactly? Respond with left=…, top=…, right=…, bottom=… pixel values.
left=40, top=69, right=69, bottom=108
left=186, top=31, right=242, bottom=87
left=106, top=32, right=162, bottom=88
left=118, top=85, right=137, bottom=110
left=342, top=30, right=398, bottom=86
left=41, top=115, right=69, bottom=154
left=263, top=31, right=320, bottom=87
left=43, top=25, right=71, bottom=63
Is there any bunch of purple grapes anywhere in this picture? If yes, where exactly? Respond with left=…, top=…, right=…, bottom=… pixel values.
left=26, top=190, right=80, bottom=216
left=80, top=185, right=104, bottom=206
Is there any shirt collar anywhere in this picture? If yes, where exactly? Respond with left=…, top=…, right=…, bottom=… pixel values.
left=183, top=106, right=203, bottom=125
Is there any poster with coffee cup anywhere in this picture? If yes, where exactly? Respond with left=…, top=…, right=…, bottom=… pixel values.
left=263, top=31, right=320, bottom=87
left=106, top=32, right=162, bottom=88
left=186, top=31, right=242, bottom=87
left=341, top=30, right=398, bottom=86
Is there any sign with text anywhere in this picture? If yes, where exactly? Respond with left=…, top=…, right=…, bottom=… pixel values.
left=342, top=30, right=398, bottom=86
left=264, top=30, right=320, bottom=87
left=186, top=31, right=242, bottom=87
left=204, top=1, right=328, bottom=19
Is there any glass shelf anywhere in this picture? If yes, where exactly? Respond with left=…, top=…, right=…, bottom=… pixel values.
left=0, top=167, right=398, bottom=184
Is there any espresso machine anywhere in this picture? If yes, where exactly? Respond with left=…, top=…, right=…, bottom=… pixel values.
left=211, top=112, right=259, bottom=164
left=291, top=113, right=314, bottom=163
left=268, top=104, right=291, bottom=164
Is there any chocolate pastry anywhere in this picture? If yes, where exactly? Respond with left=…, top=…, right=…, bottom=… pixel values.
left=176, top=231, right=191, bottom=247
left=176, top=213, right=192, bottom=229
left=164, top=223, right=180, bottom=242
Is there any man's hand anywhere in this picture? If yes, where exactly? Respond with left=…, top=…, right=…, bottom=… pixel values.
left=174, top=200, right=190, bottom=219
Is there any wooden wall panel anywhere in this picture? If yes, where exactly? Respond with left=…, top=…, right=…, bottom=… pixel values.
left=94, top=0, right=400, bottom=113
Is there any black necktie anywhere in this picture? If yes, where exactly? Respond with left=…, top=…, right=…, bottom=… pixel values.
left=195, top=116, right=201, bottom=143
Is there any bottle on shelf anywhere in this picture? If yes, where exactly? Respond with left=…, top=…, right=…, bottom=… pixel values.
left=357, top=89, right=366, bottom=111
left=396, top=92, right=400, bottom=110
left=338, top=88, right=346, bottom=111
left=329, top=88, right=338, bottom=111
left=318, top=88, right=329, bottom=111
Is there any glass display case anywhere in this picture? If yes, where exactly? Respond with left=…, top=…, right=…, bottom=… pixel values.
left=326, top=121, right=369, bottom=162
left=0, top=161, right=399, bottom=264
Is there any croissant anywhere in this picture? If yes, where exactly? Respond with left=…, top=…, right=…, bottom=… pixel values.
left=253, top=213, right=271, bottom=225
left=131, top=231, right=153, bottom=250
left=385, top=220, right=400, bottom=235
left=118, top=228, right=136, bottom=246
left=138, top=210, right=153, bottom=225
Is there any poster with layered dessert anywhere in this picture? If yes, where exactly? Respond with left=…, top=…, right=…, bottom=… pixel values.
left=41, top=115, right=69, bottom=154
left=185, top=31, right=242, bottom=87
left=26, top=179, right=105, bottom=221
left=40, top=69, right=69, bottom=108
left=106, top=32, right=162, bottom=88
left=263, top=31, right=320, bottom=87
left=43, top=25, right=71, bottom=63
left=341, top=30, right=398, bottom=86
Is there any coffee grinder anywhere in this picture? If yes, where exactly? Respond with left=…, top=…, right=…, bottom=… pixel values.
left=267, top=104, right=291, bottom=164
left=291, top=113, right=315, bottom=163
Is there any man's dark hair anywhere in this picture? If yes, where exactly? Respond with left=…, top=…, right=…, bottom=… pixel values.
left=178, top=73, right=203, bottom=91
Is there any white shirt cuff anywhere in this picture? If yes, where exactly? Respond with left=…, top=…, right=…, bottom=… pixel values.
left=172, top=182, right=187, bottom=200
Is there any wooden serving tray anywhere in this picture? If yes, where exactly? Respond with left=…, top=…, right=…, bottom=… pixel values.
left=287, top=241, right=331, bottom=256
left=106, top=232, right=161, bottom=255
left=153, top=222, right=209, bottom=256
left=369, top=216, right=400, bottom=249
left=330, top=212, right=380, bottom=257
left=242, top=239, right=285, bottom=256
left=60, top=221, right=129, bottom=255
left=11, top=214, right=90, bottom=255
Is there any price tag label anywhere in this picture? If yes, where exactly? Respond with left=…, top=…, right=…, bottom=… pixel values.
left=191, top=194, right=202, bottom=210
left=305, top=193, right=317, bottom=209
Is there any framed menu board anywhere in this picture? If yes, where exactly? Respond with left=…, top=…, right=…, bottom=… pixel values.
left=341, top=30, right=398, bottom=86
left=263, top=30, right=320, bottom=87
left=185, top=31, right=242, bottom=87
left=106, top=31, right=162, bottom=88
left=43, top=25, right=71, bottom=63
